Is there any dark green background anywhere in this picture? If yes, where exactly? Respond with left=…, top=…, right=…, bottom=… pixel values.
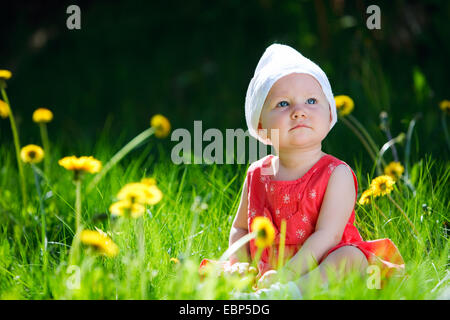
left=1, top=0, right=449, bottom=167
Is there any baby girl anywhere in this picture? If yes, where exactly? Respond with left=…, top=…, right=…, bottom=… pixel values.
left=201, top=43, right=405, bottom=299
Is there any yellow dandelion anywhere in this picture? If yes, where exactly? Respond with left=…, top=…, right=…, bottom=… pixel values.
left=32, top=108, right=53, bottom=123
left=0, top=70, right=12, bottom=80
left=150, top=114, right=171, bottom=138
left=20, top=144, right=44, bottom=164
left=170, top=257, right=180, bottom=264
left=117, top=182, right=163, bottom=205
left=384, top=162, right=405, bottom=180
left=141, top=177, right=157, bottom=186
left=145, top=185, right=163, bottom=205
left=334, top=95, right=354, bottom=116
left=117, top=183, right=151, bottom=204
left=439, top=100, right=450, bottom=114
left=58, top=156, right=102, bottom=174
left=251, top=216, right=275, bottom=249
left=370, top=175, right=396, bottom=198
left=80, top=229, right=119, bottom=258
left=358, top=189, right=373, bottom=205
left=109, top=199, right=146, bottom=218
left=0, top=99, right=9, bottom=119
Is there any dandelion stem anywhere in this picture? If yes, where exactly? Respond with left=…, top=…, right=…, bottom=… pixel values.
left=1, top=87, right=27, bottom=211
left=75, top=178, right=82, bottom=234
left=340, top=116, right=380, bottom=173
left=68, top=231, right=81, bottom=266
left=252, top=246, right=264, bottom=271
left=31, top=164, right=50, bottom=185
left=347, top=114, right=384, bottom=164
left=385, top=128, right=399, bottom=162
left=378, top=112, right=399, bottom=163
left=404, top=114, right=420, bottom=195
left=277, top=219, right=287, bottom=270
left=32, top=164, right=48, bottom=272
left=39, top=123, right=51, bottom=178
left=372, top=200, right=389, bottom=221
left=387, top=193, right=419, bottom=237
left=219, top=232, right=256, bottom=263
left=404, top=115, right=419, bottom=173
left=376, top=133, right=405, bottom=176
left=69, top=175, right=83, bottom=266
left=87, top=127, right=155, bottom=193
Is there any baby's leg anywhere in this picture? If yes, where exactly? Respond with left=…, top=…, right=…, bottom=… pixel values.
left=293, top=245, right=369, bottom=294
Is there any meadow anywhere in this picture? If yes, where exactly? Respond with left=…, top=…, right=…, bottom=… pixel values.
left=0, top=70, right=449, bottom=299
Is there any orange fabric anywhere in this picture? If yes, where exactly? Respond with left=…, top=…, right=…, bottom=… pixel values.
left=199, top=259, right=232, bottom=279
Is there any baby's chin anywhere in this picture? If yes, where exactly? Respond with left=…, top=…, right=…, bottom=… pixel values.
left=285, top=128, right=329, bottom=145
left=279, top=137, right=316, bottom=149
left=287, top=131, right=313, bottom=143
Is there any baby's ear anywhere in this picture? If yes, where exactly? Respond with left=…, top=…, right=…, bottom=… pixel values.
left=328, top=106, right=333, bottom=123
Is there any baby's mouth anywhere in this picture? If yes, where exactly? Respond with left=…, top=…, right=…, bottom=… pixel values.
left=289, top=124, right=311, bottom=131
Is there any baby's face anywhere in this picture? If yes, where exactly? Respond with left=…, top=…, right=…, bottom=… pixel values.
left=258, top=73, right=332, bottom=150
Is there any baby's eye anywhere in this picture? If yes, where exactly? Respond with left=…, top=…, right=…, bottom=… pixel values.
left=276, top=101, right=289, bottom=108
left=306, top=98, right=317, bottom=104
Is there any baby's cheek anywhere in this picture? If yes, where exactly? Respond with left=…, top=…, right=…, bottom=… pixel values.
left=324, top=105, right=332, bottom=123
left=318, top=108, right=332, bottom=129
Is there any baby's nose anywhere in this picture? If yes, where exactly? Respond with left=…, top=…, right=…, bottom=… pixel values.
left=292, top=105, right=307, bottom=119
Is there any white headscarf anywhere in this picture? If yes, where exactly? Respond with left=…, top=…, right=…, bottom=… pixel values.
left=245, top=43, right=337, bottom=145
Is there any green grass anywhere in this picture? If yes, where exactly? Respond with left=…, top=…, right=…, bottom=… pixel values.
left=0, top=128, right=448, bottom=300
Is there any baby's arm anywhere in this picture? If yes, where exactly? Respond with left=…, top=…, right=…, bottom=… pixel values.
left=228, top=175, right=251, bottom=264
left=282, top=164, right=356, bottom=278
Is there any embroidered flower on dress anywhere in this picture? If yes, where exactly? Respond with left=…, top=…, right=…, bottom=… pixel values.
left=302, top=214, right=309, bottom=224
left=250, top=208, right=257, bottom=218
left=283, top=194, right=290, bottom=204
left=275, top=208, right=280, bottom=217
left=296, top=229, right=305, bottom=239
left=308, top=189, right=316, bottom=199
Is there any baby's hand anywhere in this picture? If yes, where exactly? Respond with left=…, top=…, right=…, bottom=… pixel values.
left=257, top=270, right=279, bottom=289
left=223, top=262, right=258, bottom=276
left=225, top=262, right=258, bottom=277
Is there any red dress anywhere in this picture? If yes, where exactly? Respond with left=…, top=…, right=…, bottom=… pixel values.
left=200, top=154, right=405, bottom=286
left=246, top=154, right=405, bottom=282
